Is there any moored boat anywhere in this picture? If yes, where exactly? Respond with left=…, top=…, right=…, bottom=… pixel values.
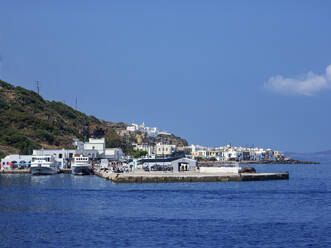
left=71, top=155, right=92, bottom=175
left=31, top=155, right=59, bottom=175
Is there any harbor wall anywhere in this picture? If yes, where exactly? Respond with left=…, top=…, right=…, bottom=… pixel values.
left=93, top=169, right=289, bottom=183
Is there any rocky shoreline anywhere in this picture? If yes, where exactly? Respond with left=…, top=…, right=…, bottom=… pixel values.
left=199, top=159, right=320, bottom=166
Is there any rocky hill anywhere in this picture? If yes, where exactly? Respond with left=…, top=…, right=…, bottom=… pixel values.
left=0, top=80, right=187, bottom=158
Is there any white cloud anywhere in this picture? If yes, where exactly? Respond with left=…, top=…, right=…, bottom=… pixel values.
left=264, top=65, right=331, bottom=96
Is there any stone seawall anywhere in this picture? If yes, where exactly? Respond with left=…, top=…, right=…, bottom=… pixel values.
left=199, top=160, right=319, bottom=165
left=94, top=169, right=289, bottom=183
left=0, top=169, right=31, bottom=174
left=0, top=168, right=72, bottom=174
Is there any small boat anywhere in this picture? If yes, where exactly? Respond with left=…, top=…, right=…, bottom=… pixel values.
left=71, top=155, right=92, bottom=175
left=31, top=155, right=59, bottom=175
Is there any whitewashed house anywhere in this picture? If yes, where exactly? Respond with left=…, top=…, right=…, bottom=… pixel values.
left=105, top=148, right=124, bottom=160
left=83, top=138, right=105, bottom=155
left=155, top=143, right=177, bottom=156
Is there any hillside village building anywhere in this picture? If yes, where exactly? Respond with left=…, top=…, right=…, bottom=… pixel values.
left=155, top=143, right=177, bottom=157
left=83, top=138, right=106, bottom=155
left=130, top=142, right=283, bottom=162
left=105, top=148, right=124, bottom=160
left=126, top=122, right=159, bottom=137
left=188, top=144, right=284, bottom=162
left=132, top=143, right=155, bottom=156
left=126, top=122, right=172, bottom=137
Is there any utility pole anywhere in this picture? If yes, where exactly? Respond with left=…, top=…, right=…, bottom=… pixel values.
left=35, top=80, right=40, bottom=95
left=75, top=96, right=78, bottom=110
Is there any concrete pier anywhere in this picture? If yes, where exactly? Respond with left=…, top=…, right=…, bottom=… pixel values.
left=59, top=168, right=72, bottom=174
left=93, top=169, right=289, bottom=183
left=0, top=169, right=31, bottom=174
left=0, top=168, right=72, bottom=174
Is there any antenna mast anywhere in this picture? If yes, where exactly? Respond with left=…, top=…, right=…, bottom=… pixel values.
left=35, top=80, right=40, bottom=95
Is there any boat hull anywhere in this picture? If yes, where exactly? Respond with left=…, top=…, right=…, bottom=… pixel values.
left=71, top=165, right=93, bottom=176
left=31, top=166, right=58, bottom=175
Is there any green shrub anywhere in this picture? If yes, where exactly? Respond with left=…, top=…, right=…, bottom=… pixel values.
left=3, top=133, right=40, bottom=154
left=0, top=151, right=6, bottom=159
left=0, top=80, right=15, bottom=90
left=36, top=130, right=55, bottom=144
left=133, top=150, right=148, bottom=158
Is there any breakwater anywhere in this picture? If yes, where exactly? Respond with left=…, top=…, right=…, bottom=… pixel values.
left=199, top=159, right=319, bottom=165
left=0, top=169, right=31, bottom=174
left=0, top=168, right=289, bottom=183
left=0, top=168, right=72, bottom=174
left=94, top=169, right=289, bottom=183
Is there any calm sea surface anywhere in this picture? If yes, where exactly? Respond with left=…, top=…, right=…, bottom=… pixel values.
left=1, top=160, right=331, bottom=248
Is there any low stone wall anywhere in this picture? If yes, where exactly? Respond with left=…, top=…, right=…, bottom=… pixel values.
left=93, top=169, right=289, bottom=183
left=0, top=169, right=31, bottom=174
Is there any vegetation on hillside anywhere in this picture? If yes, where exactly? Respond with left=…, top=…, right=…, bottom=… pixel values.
left=0, top=79, right=131, bottom=155
left=0, top=79, right=188, bottom=157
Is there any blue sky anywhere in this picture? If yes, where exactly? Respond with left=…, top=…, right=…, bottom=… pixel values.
left=0, top=1, right=331, bottom=152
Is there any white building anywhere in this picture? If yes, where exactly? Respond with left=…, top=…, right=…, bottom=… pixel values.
left=105, top=148, right=124, bottom=160
left=126, top=123, right=139, bottom=132
left=133, top=143, right=155, bottom=156
left=155, top=143, right=177, bottom=156
left=83, top=138, right=105, bottom=155
left=192, top=150, right=210, bottom=159
left=1, top=154, right=32, bottom=170
left=126, top=122, right=163, bottom=137
left=73, top=139, right=84, bottom=150
left=223, top=149, right=240, bottom=161
left=158, top=131, right=171, bottom=136
left=250, top=149, right=266, bottom=161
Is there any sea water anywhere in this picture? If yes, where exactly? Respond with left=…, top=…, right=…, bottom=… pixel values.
left=0, top=161, right=330, bottom=247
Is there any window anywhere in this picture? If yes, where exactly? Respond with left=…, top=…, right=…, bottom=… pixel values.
left=59, top=154, right=63, bottom=159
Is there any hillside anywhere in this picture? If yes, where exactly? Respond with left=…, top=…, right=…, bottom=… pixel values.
left=0, top=80, right=187, bottom=158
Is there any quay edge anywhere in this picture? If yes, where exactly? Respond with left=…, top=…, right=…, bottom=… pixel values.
left=93, top=169, right=289, bottom=183
left=0, top=168, right=72, bottom=174
left=0, top=169, right=31, bottom=174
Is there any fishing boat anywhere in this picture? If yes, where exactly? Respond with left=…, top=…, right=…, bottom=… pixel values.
left=30, top=155, right=59, bottom=175
left=71, top=155, right=92, bottom=175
